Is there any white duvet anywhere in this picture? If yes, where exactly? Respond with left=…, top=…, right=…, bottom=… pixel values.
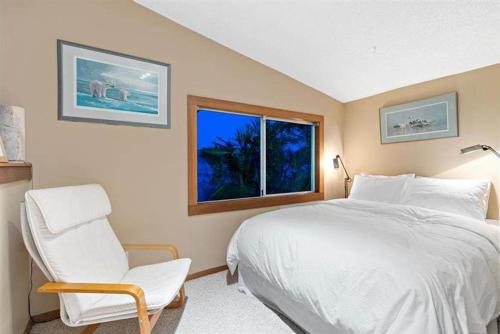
left=227, top=199, right=499, bottom=334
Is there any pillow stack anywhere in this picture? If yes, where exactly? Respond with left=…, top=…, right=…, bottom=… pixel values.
left=349, top=173, right=491, bottom=221
left=349, top=174, right=414, bottom=204
left=400, top=177, right=490, bottom=220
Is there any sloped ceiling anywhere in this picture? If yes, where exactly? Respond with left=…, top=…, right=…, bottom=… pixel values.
left=136, top=0, right=500, bottom=102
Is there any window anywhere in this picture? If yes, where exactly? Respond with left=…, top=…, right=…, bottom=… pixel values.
left=188, top=96, right=324, bottom=215
left=197, top=110, right=261, bottom=202
left=265, top=119, right=314, bottom=195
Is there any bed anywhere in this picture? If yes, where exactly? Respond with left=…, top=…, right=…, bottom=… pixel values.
left=227, top=175, right=499, bottom=334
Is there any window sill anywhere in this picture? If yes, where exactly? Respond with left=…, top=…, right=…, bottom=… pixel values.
left=188, top=192, right=324, bottom=215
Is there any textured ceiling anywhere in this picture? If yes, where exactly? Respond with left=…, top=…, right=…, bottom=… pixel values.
left=135, top=0, right=500, bottom=102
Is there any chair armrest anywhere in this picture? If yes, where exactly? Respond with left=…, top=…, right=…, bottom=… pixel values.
left=38, top=282, right=145, bottom=304
left=38, top=282, right=151, bottom=332
left=122, top=243, right=179, bottom=260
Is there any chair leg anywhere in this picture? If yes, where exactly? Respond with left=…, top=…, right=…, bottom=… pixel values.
left=76, top=286, right=182, bottom=334
left=148, top=309, right=163, bottom=330
left=167, top=285, right=186, bottom=309
left=137, top=306, right=152, bottom=334
left=81, top=324, right=100, bottom=334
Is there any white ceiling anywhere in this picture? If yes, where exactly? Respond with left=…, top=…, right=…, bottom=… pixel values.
left=135, top=0, right=500, bottom=102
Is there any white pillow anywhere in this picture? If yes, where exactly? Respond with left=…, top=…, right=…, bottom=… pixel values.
left=349, top=174, right=415, bottom=204
left=400, top=177, right=491, bottom=220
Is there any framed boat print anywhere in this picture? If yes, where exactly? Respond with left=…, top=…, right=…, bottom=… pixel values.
left=57, top=40, right=171, bottom=128
left=380, top=92, right=457, bottom=144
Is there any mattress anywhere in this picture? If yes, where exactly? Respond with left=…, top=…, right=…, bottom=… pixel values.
left=227, top=199, right=500, bottom=334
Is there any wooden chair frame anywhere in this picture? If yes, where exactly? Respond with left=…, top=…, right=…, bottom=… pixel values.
left=37, top=243, right=186, bottom=334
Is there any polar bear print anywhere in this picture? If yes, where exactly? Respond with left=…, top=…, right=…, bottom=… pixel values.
left=89, top=80, right=114, bottom=98
left=119, top=89, right=129, bottom=101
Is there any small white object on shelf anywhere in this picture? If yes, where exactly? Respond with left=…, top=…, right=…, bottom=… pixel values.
left=0, top=136, right=8, bottom=162
left=0, top=104, right=25, bottom=161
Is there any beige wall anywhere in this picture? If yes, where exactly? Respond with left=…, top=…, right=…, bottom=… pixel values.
left=3, top=0, right=498, bottom=319
left=0, top=181, right=31, bottom=334
left=344, top=64, right=500, bottom=219
left=0, top=0, right=345, bottom=314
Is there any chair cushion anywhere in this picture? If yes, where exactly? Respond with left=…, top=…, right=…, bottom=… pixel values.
left=27, top=184, right=111, bottom=234
left=74, top=258, right=192, bottom=325
left=24, top=185, right=129, bottom=323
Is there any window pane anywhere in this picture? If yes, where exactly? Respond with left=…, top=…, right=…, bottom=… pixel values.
left=197, top=109, right=261, bottom=202
left=266, top=120, right=313, bottom=194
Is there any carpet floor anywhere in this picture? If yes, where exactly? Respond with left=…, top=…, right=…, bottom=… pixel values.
left=30, top=270, right=304, bottom=334
left=29, top=270, right=500, bottom=334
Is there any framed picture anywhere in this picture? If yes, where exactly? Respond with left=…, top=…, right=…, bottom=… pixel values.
left=0, top=136, right=8, bottom=162
left=380, top=92, right=457, bottom=144
left=57, top=40, right=171, bottom=128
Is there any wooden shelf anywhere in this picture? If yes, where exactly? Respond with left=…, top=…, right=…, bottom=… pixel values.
left=0, top=162, right=32, bottom=184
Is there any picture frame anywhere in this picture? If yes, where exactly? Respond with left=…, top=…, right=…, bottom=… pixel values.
left=57, top=40, right=171, bottom=128
left=379, top=92, right=458, bottom=144
left=0, top=136, right=8, bottom=162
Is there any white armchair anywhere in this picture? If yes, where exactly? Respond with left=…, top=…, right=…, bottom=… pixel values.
left=21, top=184, right=191, bottom=334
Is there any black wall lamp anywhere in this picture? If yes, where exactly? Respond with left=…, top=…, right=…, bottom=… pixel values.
left=460, top=144, right=499, bottom=159
left=333, top=155, right=351, bottom=198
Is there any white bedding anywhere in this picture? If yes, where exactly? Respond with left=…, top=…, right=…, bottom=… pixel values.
left=227, top=199, right=500, bottom=334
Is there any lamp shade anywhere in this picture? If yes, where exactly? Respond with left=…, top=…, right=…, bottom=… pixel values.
left=333, top=156, right=340, bottom=169
left=460, top=144, right=490, bottom=154
left=460, top=144, right=499, bottom=159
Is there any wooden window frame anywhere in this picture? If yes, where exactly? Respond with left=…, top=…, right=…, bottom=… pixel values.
left=188, top=95, right=324, bottom=215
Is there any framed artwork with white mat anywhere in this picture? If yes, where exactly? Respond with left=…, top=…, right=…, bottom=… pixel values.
left=57, top=40, right=171, bottom=128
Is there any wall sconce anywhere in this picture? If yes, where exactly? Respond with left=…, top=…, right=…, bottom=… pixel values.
left=333, top=155, right=351, bottom=198
left=460, top=144, right=500, bottom=159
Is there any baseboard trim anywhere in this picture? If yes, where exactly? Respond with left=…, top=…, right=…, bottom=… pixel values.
left=31, top=309, right=60, bottom=323
left=187, top=265, right=228, bottom=281
left=23, top=318, right=33, bottom=334
left=29, top=264, right=229, bottom=323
